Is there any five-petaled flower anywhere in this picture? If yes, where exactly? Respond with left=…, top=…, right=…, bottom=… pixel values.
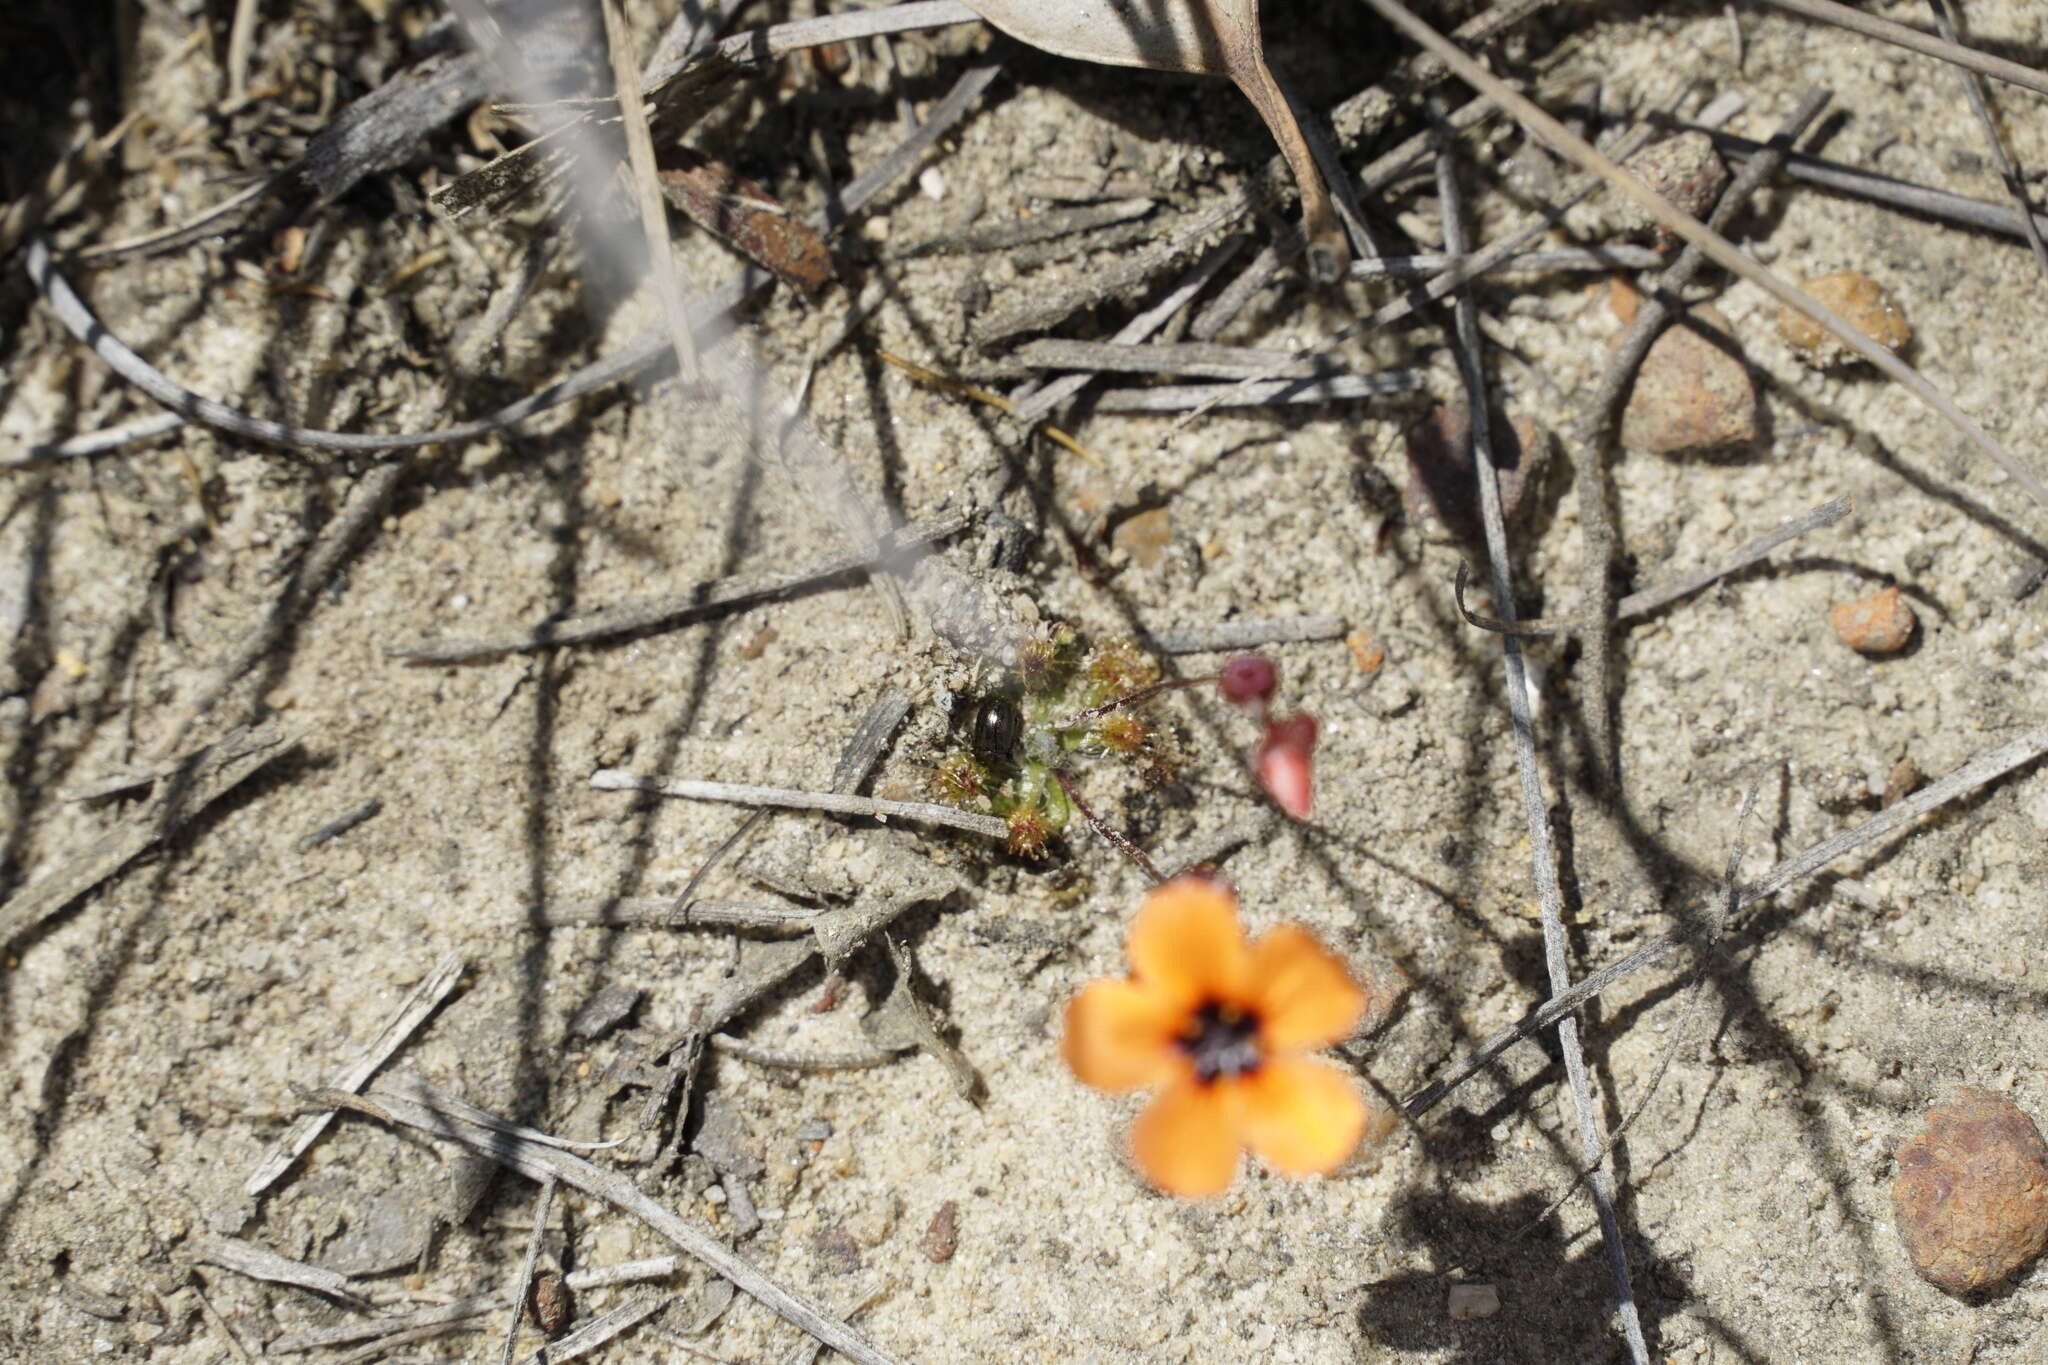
left=1062, top=874, right=1373, bottom=1198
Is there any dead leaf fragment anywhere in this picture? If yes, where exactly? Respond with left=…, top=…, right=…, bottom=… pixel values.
left=656, top=149, right=832, bottom=295
left=962, top=0, right=1345, bottom=278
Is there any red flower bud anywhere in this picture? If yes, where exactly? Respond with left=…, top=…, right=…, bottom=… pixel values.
left=1218, top=655, right=1276, bottom=707
left=1255, top=713, right=1318, bottom=820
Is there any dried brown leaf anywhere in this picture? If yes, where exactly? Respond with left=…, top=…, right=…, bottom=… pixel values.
left=656, top=149, right=833, bottom=295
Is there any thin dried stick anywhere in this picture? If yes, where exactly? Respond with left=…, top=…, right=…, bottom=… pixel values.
left=334, top=1073, right=906, bottom=1365
left=26, top=62, right=1000, bottom=458
left=224, top=0, right=260, bottom=109
left=591, top=770, right=1008, bottom=839
left=1053, top=769, right=1167, bottom=883
left=529, top=898, right=820, bottom=932
left=1358, top=0, right=2048, bottom=511
left=4, top=411, right=187, bottom=466
left=1151, top=614, right=1348, bottom=653
left=245, top=950, right=465, bottom=1196
left=1008, top=234, right=1248, bottom=427
left=1710, top=133, right=2048, bottom=243
left=498, top=1178, right=557, bottom=1365
left=1513, top=776, right=1766, bottom=1239
left=271, top=1258, right=687, bottom=1353
left=1757, top=0, right=2048, bottom=99
left=194, top=1236, right=367, bottom=1308
left=1924, top=0, right=2048, bottom=274
left=1164, top=122, right=1661, bottom=433
left=0, top=724, right=294, bottom=950
left=1350, top=245, right=1665, bottom=277
left=191, top=1275, right=258, bottom=1365
left=1428, top=97, right=1648, bottom=1365
left=1453, top=496, right=1853, bottom=637
left=710, top=1033, right=901, bottom=1070
left=386, top=510, right=966, bottom=662
left=1091, top=373, right=1423, bottom=411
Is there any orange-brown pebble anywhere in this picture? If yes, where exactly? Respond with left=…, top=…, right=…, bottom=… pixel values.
left=1617, top=304, right=1759, bottom=454
left=1345, top=632, right=1385, bottom=674
left=1892, top=1088, right=2048, bottom=1293
left=1830, top=585, right=1917, bottom=655
left=1778, top=272, right=1911, bottom=368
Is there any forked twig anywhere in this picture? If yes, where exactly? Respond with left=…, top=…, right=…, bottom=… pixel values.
left=245, top=950, right=465, bottom=1197
left=329, top=1073, right=905, bottom=1365
left=1357, top=0, right=2048, bottom=512
left=1427, top=92, right=1649, bottom=1364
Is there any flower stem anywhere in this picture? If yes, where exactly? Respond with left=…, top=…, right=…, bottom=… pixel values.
left=1052, top=769, right=1166, bottom=884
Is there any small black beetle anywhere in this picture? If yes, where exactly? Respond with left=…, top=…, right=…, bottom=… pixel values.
left=970, top=696, right=1024, bottom=765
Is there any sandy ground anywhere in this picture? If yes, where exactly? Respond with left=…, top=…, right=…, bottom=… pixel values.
left=4, top=1, right=2048, bottom=1361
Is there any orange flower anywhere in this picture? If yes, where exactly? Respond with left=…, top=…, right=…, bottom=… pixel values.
left=1062, top=875, right=1372, bottom=1198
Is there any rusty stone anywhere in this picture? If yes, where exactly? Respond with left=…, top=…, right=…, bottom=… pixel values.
left=1830, top=585, right=1916, bottom=655
left=1617, top=304, right=1758, bottom=454
left=1779, top=271, right=1912, bottom=368
left=1891, top=1088, right=2048, bottom=1293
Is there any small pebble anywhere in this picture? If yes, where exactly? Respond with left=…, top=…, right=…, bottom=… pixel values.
left=1891, top=1088, right=2048, bottom=1293
left=1446, top=1282, right=1500, bottom=1321
left=1830, top=586, right=1917, bottom=655
left=920, top=1200, right=960, bottom=1263
left=1778, top=271, right=1911, bottom=368
left=1615, top=132, right=1728, bottom=243
left=1616, top=302, right=1759, bottom=454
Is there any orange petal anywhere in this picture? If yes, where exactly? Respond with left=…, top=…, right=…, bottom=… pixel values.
left=1248, top=924, right=1367, bottom=1051
left=1128, top=875, right=1249, bottom=1007
left=1062, top=979, right=1185, bottom=1092
left=1130, top=1080, right=1242, bottom=1198
left=1237, top=1055, right=1369, bottom=1179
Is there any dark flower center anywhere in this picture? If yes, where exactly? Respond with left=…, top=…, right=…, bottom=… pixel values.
left=1180, top=1001, right=1263, bottom=1083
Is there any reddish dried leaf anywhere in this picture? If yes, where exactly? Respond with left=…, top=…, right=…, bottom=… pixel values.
left=656, top=149, right=832, bottom=295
